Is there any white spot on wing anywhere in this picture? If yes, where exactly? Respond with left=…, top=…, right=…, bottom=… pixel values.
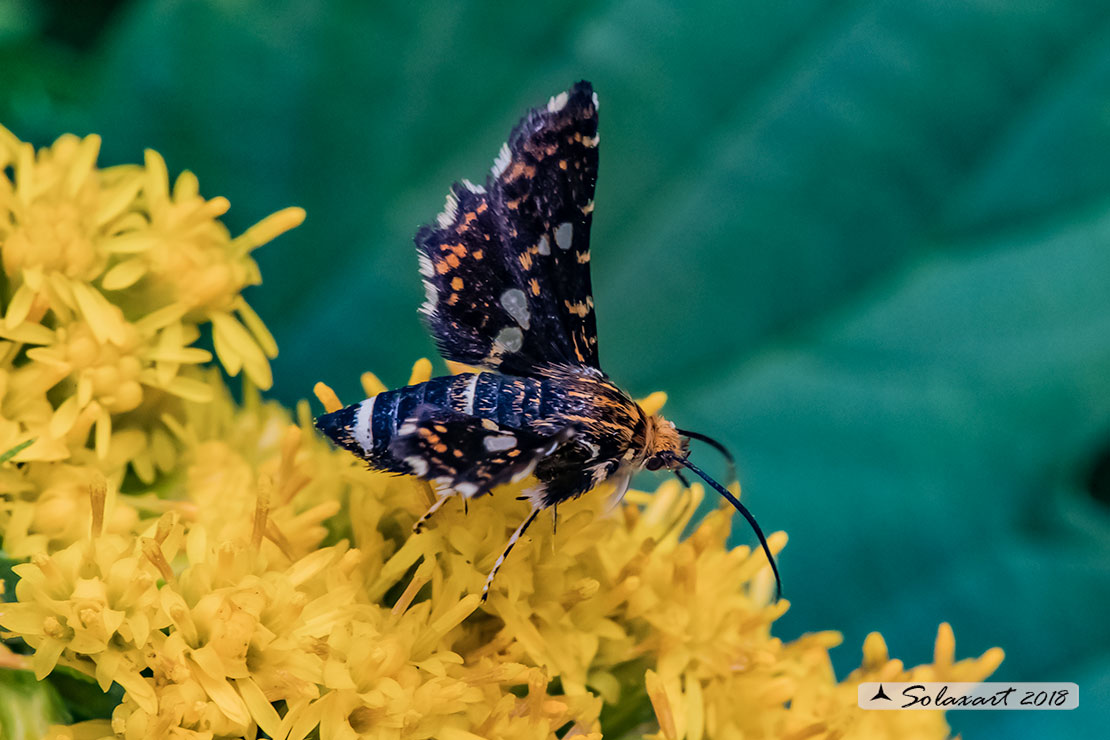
left=499, top=288, right=531, bottom=329
left=461, top=179, right=486, bottom=194
left=484, top=435, right=517, bottom=452
left=582, top=134, right=599, bottom=148
left=495, top=326, right=524, bottom=353
left=537, top=234, right=551, bottom=255
left=456, top=482, right=479, bottom=497
left=461, top=374, right=479, bottom=415
left=436, top=191, right=459, bottom=228
left=548, top=91, right=569, bottom=112
left=554, top=222, right=573, bottom=250
left=405, top=456, right=429, bottom=476
left=591, top=91, right=599, bottom=109
left=491, top=142, right=512, bottom=178
left=353, top=397, right=376, bottom=453
left=417, top=253, right=434, bottom=277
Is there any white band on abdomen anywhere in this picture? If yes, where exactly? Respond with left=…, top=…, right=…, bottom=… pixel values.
left=353, top=396, right=376, bottom=452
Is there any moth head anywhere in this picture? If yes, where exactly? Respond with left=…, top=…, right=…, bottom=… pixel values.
left=642, top=414, right=688, bottom=471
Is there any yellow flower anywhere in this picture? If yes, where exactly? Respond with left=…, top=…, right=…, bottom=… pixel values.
left=0, top=126, right=303, bottom=558
left=0, top=532, right=166, bottom=702
left=0, top=130, right=1002, bottom=740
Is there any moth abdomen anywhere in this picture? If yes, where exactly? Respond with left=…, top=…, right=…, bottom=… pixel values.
left=315, top=372, right=554, bottom=469
left=316, top=374, right=470, bottom=471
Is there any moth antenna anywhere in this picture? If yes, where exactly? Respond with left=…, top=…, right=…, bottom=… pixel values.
left=676, top=428, right=738, bottom=484
left=675, top=457, right=782, bottom=600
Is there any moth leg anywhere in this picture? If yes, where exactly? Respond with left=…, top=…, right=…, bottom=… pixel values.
left=413, top=493, right=453, bottom=534
left=603, top=468, right=633, bottom=513
left=481, top=505, right=542, bottom=602
left=529, top=458, right=617, bottom=510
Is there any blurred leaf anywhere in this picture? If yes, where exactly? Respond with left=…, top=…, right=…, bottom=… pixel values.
left=45, top=666, right=122, bottom=723
left=0, top=1, right=41, bottom=41
left=685, top=212, right=1110, bottom=735
left=0, top=669, right=69, bottom=740
left=1, top=555, right=25, bottom=605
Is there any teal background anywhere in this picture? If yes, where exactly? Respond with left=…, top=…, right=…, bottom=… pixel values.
left=4, top=1, right=1110, bottom=735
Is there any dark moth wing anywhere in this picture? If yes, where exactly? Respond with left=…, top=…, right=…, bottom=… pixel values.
left=415, top=81, right=601, bottom=376
left=389, top=404, right=574, bottom=497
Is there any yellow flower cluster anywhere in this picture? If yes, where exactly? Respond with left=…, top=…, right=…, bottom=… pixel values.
left=0, top=125, right=303, bottom=559
left=0, top=132, right=1003, bottom=740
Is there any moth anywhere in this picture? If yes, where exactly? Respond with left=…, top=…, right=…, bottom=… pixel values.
left=316, top=81, right=780, bottom=600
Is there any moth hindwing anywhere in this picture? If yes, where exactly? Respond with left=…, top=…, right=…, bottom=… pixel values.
left=389, top=404, right=574, bottom=498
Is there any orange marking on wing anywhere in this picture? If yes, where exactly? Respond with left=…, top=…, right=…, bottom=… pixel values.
left=504, top=161, right=536, bottom=181
left=447, top=293, right=459, bottom=305
left=530, top=278, right=541, bottom=296
left=433, top=443, right=448, bottom=453
left=506, top=198, right=521, bottom=210
left=436, top=260, right=450, bottom=274
left=577, top=250, right=591, bottom=264
left=476, top=202, right=488, bottom=214
left=451, top=244, right=468, bottom=257
left=570, top=333, right=586, bottom=362
left=472, top=250, right=484, bottom=260
left=445, top=254, right=461, bottom=268
left=564, top=300, right=592, bottom=318
left=450, top=277, right=464, bottom=290
left=518, top=252, right=533, bottom=271
left=559, top=160, right=568, bottom=170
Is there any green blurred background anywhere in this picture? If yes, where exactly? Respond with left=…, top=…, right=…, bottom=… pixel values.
left=4, top=0, right=1110, bottom=735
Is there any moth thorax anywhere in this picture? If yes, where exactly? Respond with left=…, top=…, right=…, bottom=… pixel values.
left=643, top=414, right=687, bottom=465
